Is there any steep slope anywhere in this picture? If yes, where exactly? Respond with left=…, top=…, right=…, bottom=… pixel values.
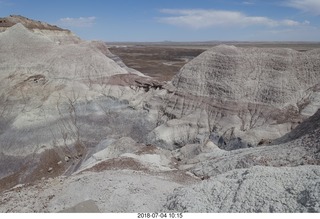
left=148, top=45, right=320, bottom=149
left=0, top=23, right=155, bottom=189
left=174, top=109, right=320, bottom=179
left=0, top=15, right=81, bottom=44
left=163, top=107, right=320, bottom=213
left=0, top=23, right=127, bottom=80
left=173, top=45, right=319, bottom=109
left=273, top=107, right=320, bottom=144
left=0, top=15, right=64, bottom=30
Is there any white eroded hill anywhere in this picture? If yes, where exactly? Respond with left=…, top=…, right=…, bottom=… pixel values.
left=0, top=16, right=319, bottom=213
left=147, top=45, right=320, bottom=150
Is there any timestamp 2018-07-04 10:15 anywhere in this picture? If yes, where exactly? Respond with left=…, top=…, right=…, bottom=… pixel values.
left=137, top=213, right=183, bottom=218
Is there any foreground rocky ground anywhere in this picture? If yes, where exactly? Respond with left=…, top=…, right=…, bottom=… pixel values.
left=0, top=15, right=319, bottom=213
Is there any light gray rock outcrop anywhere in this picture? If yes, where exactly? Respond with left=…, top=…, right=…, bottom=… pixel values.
left=0, top=22, right=156, bottom=188
left=173, top=109, right=319, bottom=178
left=164, top=165, right=320, bottom=213
left=0, top=15, right=81, bottom=44
left=148, top=45, right=320, bottom=149
left=0, top=16, right=319, bottom=213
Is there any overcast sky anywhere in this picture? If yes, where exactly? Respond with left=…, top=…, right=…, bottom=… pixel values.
left=1, top=0, right=320, bottom=42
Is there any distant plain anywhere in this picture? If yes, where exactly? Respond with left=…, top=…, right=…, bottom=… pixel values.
left=109, top=42, right=320, bottom=81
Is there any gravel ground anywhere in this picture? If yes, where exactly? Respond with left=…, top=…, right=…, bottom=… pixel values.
left=0, top=169, right=187, bottom=213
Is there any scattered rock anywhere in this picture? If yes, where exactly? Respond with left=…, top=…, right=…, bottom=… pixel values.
left=64, top=156, right=71, bottom=162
